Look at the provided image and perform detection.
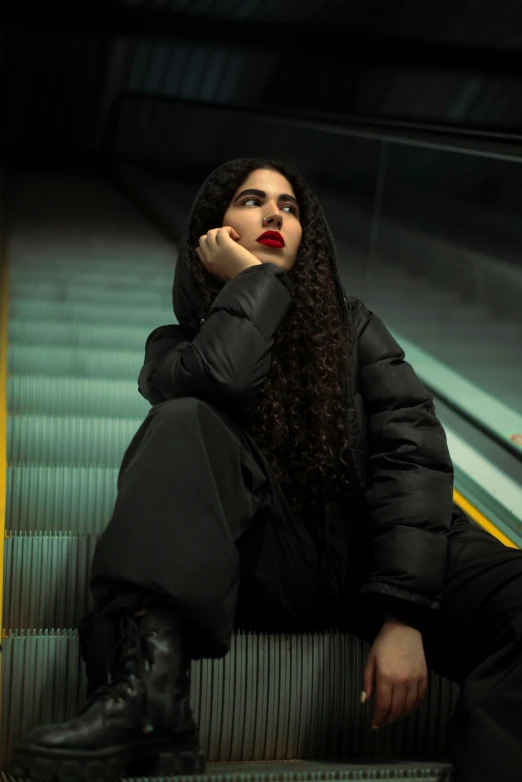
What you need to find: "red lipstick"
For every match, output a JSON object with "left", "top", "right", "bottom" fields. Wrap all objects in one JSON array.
[{"left": 256, "top": 230, "right": 285, "bottom": 248}]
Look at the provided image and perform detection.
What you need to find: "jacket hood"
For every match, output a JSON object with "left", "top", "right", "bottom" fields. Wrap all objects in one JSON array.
[
  {"left": 172, "top": 159, "right": 350, "bottom": 332},
  {"left": 171, "top": 174, "right": 215, "bottom": 332}
]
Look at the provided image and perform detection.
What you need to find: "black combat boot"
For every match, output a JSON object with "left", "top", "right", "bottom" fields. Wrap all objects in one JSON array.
[{"left": 8, "top": 607, "right": 206, "bottom": 781}]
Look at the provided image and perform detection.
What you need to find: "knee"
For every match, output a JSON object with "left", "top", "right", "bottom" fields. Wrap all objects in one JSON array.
[
  {"left": 148, "top": 397, "right": 239, "bottom": 438},
  {"left": 152, "top": 396, "right": 209, "bottom": 418},
  {"left": 151, "top": 397, "right": 226, "bottom": 425}
]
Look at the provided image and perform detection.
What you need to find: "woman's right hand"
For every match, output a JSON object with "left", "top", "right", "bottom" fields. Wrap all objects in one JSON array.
[{"left": 195, "top": 226, "right": 262, "bottom": 282}]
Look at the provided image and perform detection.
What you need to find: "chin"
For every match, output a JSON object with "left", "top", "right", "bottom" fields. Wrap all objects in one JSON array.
[{"left": 256, "top": 251, "right": 284, "bottom": 265}]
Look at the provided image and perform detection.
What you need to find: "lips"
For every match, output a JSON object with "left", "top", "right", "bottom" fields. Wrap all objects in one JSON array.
[{"left": 256, "top": 230, "right": 285, "bottom": 248}]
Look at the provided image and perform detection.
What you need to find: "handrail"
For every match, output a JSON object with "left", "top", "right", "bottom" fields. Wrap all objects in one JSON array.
[
  {"left": 446, "top": 426, "right": 522, "bottom": 547},
  {"left": 392, "top": 330, "right": 522, "bottom": 463},
  {"left": 377, "top": 208, "right": 522, "bottom": 314},
  {"left": 109, "top": 91, "right": 522, "bottom": 164}
]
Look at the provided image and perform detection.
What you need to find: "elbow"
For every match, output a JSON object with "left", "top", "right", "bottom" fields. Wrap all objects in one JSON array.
[{"left": 138, "top": 365, "right": 166, "bottom": 406}]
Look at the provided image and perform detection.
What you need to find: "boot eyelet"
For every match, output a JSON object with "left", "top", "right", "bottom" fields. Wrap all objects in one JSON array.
[
  {"left": 151, "top": 630, "right": 158, "bottom": 638},
  {"left": 127, "top": 687, "right": 137, "bottom": 696},
  {"left": 116, "top": 697, "right": 124, "bottom": 704}
]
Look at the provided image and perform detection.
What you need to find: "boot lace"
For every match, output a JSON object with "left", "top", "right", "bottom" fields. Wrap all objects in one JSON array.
[{"left": 81, "top": 610, "right": 154, "bottom": 733}]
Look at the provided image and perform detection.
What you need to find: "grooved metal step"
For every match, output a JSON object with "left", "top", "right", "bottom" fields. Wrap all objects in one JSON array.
[
  {"left": 2, "top": 631, "right": 458, "bottom": 769},
  {"left": 9, "top": 268, "right": 172, "bottom": 289},
  {"left": 9, "top": 320, "right": 161, "bottom": 350},
  {"left": 8, "top": 415, "right": 143, "bottom": 465},
  {"left": 9, "top": 345, "right": 144, "bottom": 379},
  {"left": 9, "top": 298, "right": 173, "bottom": 326},
  {"left": 7, "top": 464, "right": 119, "bottom": 533},
  {"left": 9, "top": 376, "right": 149, "bottom": 417},
  {"left": 4, "top": 533, "right": 97, "bottom": 630},
  {"left": 2, "top": 760, "right": 453, "bottom": 781},
  {"left": 10, "top": 281, "right": 170, "bottom": 307}
]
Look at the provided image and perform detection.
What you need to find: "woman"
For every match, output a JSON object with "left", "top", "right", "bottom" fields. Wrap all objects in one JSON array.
[{"left": 10, "top": 158, "right": 522, "bottom": 782}]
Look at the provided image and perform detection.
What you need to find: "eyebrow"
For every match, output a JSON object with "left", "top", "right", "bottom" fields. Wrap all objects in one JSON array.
[{"left": 234, "top": 188, "right": 299, "bottom": 207}]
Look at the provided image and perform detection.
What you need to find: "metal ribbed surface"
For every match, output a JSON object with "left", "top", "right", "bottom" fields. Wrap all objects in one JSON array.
[
  {"left": 8, "top": 416, "right": 143, "bottom": 464},
  {"left": 4, "top": 533, "right": 97, "bottom": 631},
  {"left": 8, "top": 376, "right": 148, "bottom": 418},
  {"left": 9, "top": 299, "right": 172, "bottom": 327},
  {"left": 2, "top": 766, "right": 452, "bottom": 782},
  {"left": 8, "top": 344, "right": 144, "bottom": 379},
  {"left": 9, "top": 321, "right": 153, "bottom": 351},
  {"left": 2, "top": 631, "right": 458, "bottom": 767},
  {"left": 7, "top": 465, "right": 119, "bottom": 533},
  {"left": 9, "top": 283, "right": 169, "bottom": 307}
]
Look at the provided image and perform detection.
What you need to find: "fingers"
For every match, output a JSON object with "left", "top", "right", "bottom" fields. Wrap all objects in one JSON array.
[
  {"left": 210, "top": 226, "right": 240, "bottom": 246},
  {"left": 223, "top": 225, "right": 240, "bottom": 240},
  {"left": 373, "top": 679, "right": 428, "bottom": 729},
  {"left": 418, "top": 676, "right": 428, "bottom": 703},
  {"left": 195, "top": 226, "right": 240, "bottom": 264},
  {"left": 200, "top": 226, "right": 239, "bottom": 249},
  {"left": 372, "top": 679, "right": 393, "bottom": 729},
  {"left": 380, "top": 684, "right": 409, "bottom": 728},
  {"left": 195, "top": 232, "right": 217, "bottom": 269},
  {"left": 203, "top": 230, "right": 217, "bottom": 251},
  {"left": 197, "top": 230, "right": 220, "bottom": 262},
  {"left": 404, "top": 682, "right": 420, "bottom": 722},
  {"left": 196, "top": 231, "right": 218, "bottom": 261},
  {"left": 362, "top": 655, "right": 375, "bottom": 703},
  {"left": 195, "top": 240, "right": 207, "bottom": 265}
]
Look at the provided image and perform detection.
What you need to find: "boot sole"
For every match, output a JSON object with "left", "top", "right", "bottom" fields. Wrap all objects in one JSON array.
[{"left": 9, "top": 737, "right": 206, "bottom": 781}]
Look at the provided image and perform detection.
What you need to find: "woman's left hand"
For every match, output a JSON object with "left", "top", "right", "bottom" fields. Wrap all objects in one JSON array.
[{"left": 362, "top": 617, "right": 428, "bottom": 729}]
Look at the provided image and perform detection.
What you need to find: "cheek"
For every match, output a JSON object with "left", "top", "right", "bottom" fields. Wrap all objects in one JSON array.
[
  {"left": 223, "top": 210, "right": 246, "bottom": 232},
  {"left": 293, "top": 227, "right": 303, "bottom": 251}
]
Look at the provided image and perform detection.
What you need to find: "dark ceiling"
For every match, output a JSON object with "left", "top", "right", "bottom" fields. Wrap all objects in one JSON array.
[
  {"left": 5, "top": 0, "right": 522, "bottom": 51},
  {"left": 1, "top": 0, "right": 522, "bottom": 162}
]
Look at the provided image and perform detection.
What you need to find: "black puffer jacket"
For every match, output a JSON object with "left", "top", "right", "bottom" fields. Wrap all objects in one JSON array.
[{"left": 138, "top": 192, "right": 458, "bottom": 635}]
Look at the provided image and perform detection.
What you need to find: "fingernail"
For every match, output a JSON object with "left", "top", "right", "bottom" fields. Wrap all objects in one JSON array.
[{"left": 360, "top": 691, "right": 367, "bottom": 704}]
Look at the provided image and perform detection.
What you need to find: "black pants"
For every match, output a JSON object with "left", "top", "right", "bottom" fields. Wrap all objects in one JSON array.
[{"left": 81, "top": 397, "right": 522, "bottom": 782}]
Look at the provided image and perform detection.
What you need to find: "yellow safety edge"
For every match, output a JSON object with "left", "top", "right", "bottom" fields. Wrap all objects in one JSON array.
[{"left": 454, "top": 488, "right": 519, "bottom": 549}]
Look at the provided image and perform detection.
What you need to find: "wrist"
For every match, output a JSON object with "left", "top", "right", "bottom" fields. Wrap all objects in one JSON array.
[
  {"left": 372, "top": 595, "right": 430, "bottom": 635},
  {"left": 239, "top": 259, "right": 262, "bottom": 272},
  {"left": 233, "top": 259, "right": 262, "bottom": 280},
  {"left": 383, "top": 614, "right": 421, "bottom": 634},
  {"left": 384, "top": 614, "right": 405, "bottom": 626}
]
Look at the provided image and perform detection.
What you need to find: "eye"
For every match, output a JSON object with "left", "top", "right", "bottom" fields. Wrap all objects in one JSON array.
[{"left": 241, "top": 197, "right": 298, "bottom": 216}]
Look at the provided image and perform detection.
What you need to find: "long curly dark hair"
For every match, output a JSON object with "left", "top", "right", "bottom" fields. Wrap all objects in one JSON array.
[{"left": 187, "top": 157, "right": 354, "bottom": 520}]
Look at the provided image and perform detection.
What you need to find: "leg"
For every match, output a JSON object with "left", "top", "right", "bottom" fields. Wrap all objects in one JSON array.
[
  {"left": 233, "top": 475, "right": 343, "bottom": 635},
  {"left": 13, "top": 396, "right": 330, "bottom": 782},
  {"left": 421, "top": 514, "right": 522, "bottom": 782},
  {"left": 83, "top": 396, "right": 326, "bottom": 668}
]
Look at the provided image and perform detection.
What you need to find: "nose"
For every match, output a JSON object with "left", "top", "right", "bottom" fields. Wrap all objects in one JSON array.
[{"left": 263, "top": 211, "right": 283, "bottom": 229}]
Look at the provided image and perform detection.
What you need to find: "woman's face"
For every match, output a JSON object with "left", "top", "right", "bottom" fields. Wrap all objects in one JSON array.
[{"left": 222, "top": 168, "right": 302, "bottom": 273}]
